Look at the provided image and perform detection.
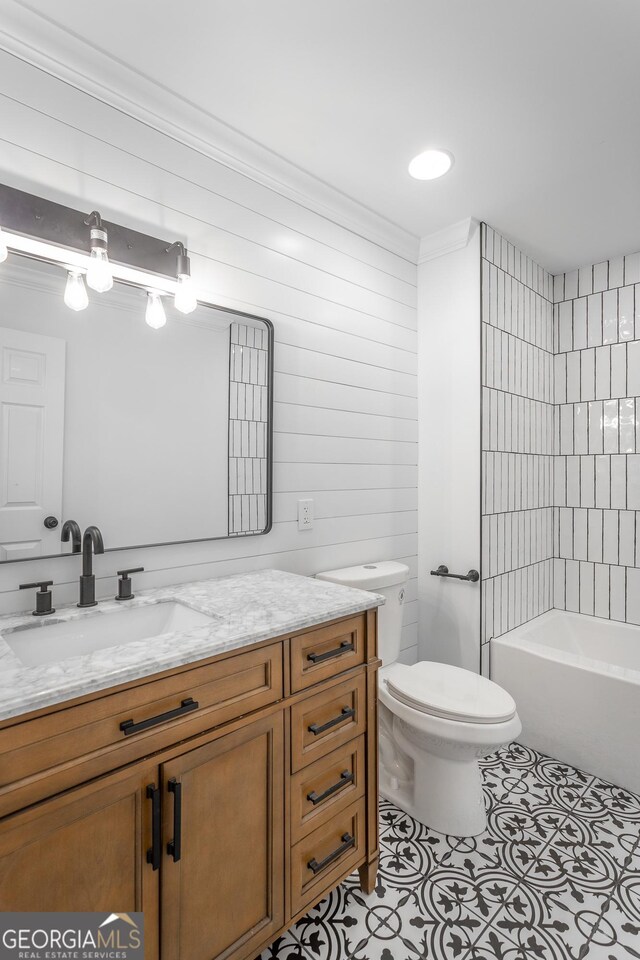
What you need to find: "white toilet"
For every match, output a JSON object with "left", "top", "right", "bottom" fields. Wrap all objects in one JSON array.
[{"left": 316, "top": 561, "right": 522, "bottom": 837}]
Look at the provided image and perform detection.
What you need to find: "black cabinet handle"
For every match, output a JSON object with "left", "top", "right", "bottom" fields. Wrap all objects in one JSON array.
[
  {"left": 307, "top": 641, "right": 354, "bottom": 664},
  {"left": 167, "top": 778, "right": 182, "bottom": 863},
  {"left": 308, "top": 706, "right": 355, "bottom": 737},
  {"left": 307, "top": 770, "right": 354, "bottom": 806},
  {"left": 119, "top": 698, "right": 199, "bottom": 736},
  {"left": 308, "top": 833, "right": 355, "bottom": 875},
  {"left": 146, "top": 784, "right": 161, "bottom": 871}
]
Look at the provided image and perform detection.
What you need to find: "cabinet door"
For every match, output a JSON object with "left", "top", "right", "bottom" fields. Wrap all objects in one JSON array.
[
  {"left": 0, "top": 761, "right": 159, "bottom": 958},
  {"left": 161, "top": 712, "right": 284, "bottom": 960}
]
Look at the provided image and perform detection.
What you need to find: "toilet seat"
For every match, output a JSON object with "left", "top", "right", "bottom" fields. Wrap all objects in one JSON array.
[{"left": 384, "top": 661, "right": 516, "bottom": 724}]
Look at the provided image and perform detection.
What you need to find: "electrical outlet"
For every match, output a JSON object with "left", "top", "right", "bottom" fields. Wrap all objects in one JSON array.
[{"left": 297, "top": 499, "right": 314, "bottom": 531}]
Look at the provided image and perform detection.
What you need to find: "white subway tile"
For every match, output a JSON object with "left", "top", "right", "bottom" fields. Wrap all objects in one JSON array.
[
  {"left": 610, "top": 565, "right": 626, "bottom": 621},
  {"left": 595, "top": 346, "right": 611, "bottom": 400},
  {"left": 609, "top": 257, "right": 625, "bottom": 289},
  {"left": 574, "top": 508, "right": 588, "bottom": 559},
  {"left": 588, "top": 400, "right": 604, "bottom": 454},
  {"left": 603, "top": 399, "right": 619, "bottom": 454},
  {"left": 558, "top": 301, "right": 573, "bottom": 352},
  {"left": 627, "top": 342, "right": 640, "bottom": 397},
  {"left": 610, "top": 343, "right": 627, "bottom": 398},
  {"left": 587, "top": 293, "right": 602, "bottom": 347},
  {"left": 554, "top": 558, "right": 566, "bottom": 608},
  {"left": 628, "top": 455, "right": 640, "bottom": 509},
  {"left": 580, "top": 455, "right": 595, "bottom": 508},
  {"left": 573, "top": 298, "right": 588, "bottom": 350},
  {"left": 580, "top": 348, "right": 595, "bottom": 400},
  {"left": 565, "top": 559, "right": 580, "bottom": 611},
  {"left": 627, "top": 569, "right": 640, "bottom": 625},
  {"left": 593, "top": 261, "right": 608, "bottom": 293},
  {"left": 565, "top": 270, "right": 579, "bottom": 300},
  {"left": 574, "top": 403, "right": 588, "bottom": 454},
  {"left": 579, "top": 560, "right": 594, "bottom": 615},
  {"left": 567, "top": 351, "right": 581, "bottom": 402},
  {"left": 624, "top": 251, "right": 640, "bottom": 285},
  {"left": 619, "top": 397, "right": 636, "bottom": 453},
  {"left": 611, "top": 455, "right": 627, "bottom": 509},
  {"left": 594, "top": 564, "right": 610, "bottom": 619},
  {"left": 595, "top": 455, "right": 611, "bottom": 508},
  {"left": 602, "top": 510, "right": 619, "bottom": 564},
  {"left": 618, "top": 285, "right": 635, "bottom": 340},
  {"left": 619, "top": 511, "right": 636, "bottom": 566},
  {"left": 602, "top": 289, "right": 618, "bottom": 344},
  {"left": 587, "top": 508, "right": 603, "bottom": 563},
  {"left": 579, "top": 265, "right": 593, "bottom": 298}
]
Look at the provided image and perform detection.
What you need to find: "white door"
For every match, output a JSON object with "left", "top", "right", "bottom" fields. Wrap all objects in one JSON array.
[{"left": 0, "top": 327, "right": 66, "bottom": 560}]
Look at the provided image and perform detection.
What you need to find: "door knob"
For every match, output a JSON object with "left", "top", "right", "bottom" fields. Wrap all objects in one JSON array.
[{"left": 43, "top": 516, "right": 59, "bottom": 529}]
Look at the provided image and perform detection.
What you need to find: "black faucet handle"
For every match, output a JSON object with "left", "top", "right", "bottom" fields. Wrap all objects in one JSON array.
[
  {"left": 19, "top": 581, "right": 55, "bottom": 617},
  {"left": 116, "top": 567, "right": 144, "bottom": 602}
]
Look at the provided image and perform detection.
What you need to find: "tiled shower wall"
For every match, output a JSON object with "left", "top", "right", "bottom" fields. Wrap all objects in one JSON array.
[
  {"left": 480, "top": 225, "right": 555, "bottom": 653},
  {"left": 482, "top": 226, "right": 640, "bottom": 651},
  {"left": 228, "top": 321, "right": 270, "bottom": 536},
  {"left": 553, "top": 253, "right": 640, "bottom": 623}
]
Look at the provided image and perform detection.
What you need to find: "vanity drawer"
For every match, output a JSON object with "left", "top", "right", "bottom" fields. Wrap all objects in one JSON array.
[
  {"left": 290, "top": 673, "right": 366, "bottom": 772},
  {"left": 0, "top": 643, "right": 283, "bottom": 812},
  {"left": 290, "top": 735, "right": 365, "bottom": 843},
  {"left": 290, "top": 615, "right": 366, "bottom": 692},
  {"left": 290, "top": 798, "right": 365, "bottom": 915}
]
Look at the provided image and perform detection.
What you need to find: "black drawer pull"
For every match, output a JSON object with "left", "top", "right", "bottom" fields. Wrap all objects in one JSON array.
[
  {"left": 308, "top": 706, "right": 355, "bottom": 737},
  {"left": 120, "top": 697, "right": 199, "bottom": 736},
  {"left": 146, "top": 784, "right": 161, "bottom": 871},
  {"left": 308, "top": 770, "right": 354, "bottom": 806},
  {"left": 167, "top": 778, "right": 182, "bottom": 863},
  {"left": 307, "top": 641, "right": 354, "bottom": 664},
  {"left": 308, "top": 833, "right": 355, "bottom": 875}
]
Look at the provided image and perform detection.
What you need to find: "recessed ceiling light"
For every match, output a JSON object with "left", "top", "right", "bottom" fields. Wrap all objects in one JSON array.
[{"left": 408, "top": 149, "right": 454, "bottom": 180}]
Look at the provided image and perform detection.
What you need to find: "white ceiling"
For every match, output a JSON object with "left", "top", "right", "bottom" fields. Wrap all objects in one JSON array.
[{"left": 7, "top": 0, "right": 640, "bottom": 272}]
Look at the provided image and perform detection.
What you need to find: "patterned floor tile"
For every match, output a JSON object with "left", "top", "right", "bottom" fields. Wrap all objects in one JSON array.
[
  {"left": 292, "top": 882, "right": 380, "bottom": 960},
  {"left": 260, "top": 743, "right": 640, "bottom": 960},
  {"left": 258, "top": 929, "right": 312, "bottom": 960}
]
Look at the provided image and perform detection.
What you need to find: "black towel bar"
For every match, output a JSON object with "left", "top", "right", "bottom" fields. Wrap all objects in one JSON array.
[{"left": 430, "top": 565, "right": 479, "bottom": 583}]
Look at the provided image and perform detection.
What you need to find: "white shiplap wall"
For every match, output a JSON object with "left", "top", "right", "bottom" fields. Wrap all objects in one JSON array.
[{"left": 0, "top": 52, "right": 419, "bottom": 662}]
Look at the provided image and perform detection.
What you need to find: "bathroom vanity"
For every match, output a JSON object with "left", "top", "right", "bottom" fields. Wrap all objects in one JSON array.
[{"left": 0, "top": 570, "right": 381, "bottom": 960}]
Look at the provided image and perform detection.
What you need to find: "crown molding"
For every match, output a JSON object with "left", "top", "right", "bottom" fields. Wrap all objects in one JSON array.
[
  {"left": 0, "top": 1, "right": 419, "bottom": 264},
  {"left": 418, "top": 217, "right": 479, "bottom": 264}
]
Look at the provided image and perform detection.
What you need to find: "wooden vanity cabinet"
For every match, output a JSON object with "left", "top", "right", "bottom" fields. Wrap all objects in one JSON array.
[{"left": 0, "top": 609, "right": 380, "bottom": 960}]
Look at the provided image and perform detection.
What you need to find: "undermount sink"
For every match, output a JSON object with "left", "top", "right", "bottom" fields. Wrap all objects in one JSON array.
[{"left": 3, "top": 601, "right": 217, "bottom": 667}]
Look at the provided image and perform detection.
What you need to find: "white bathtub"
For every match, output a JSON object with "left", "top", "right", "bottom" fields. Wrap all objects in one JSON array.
[{"left": 491, "top": 609, "right": 640, "bottom": 793}]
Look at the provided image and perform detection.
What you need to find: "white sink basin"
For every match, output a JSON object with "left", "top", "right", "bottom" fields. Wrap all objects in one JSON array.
[{"left": 4, "top": 602, "right": 216, "bottom": 667}]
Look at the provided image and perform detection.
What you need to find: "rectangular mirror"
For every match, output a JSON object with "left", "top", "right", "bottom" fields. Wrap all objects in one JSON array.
[{"left": 0, "top": 254, "right": 273, "bottom": 561}]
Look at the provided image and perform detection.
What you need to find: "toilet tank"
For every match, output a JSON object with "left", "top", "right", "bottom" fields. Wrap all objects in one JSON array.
[{"left": 316, "top": 562, "right": 409, "bottom": 665}]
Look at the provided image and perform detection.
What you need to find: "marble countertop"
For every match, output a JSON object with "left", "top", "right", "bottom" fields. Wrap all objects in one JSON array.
[{"left": 0, "top": 569, "right": 384, "bottom": 722}]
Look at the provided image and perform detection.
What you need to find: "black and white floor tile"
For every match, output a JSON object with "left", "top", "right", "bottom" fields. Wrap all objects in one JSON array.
[{"left": 260, "top": 743, "right": 640, "bottom": 960}]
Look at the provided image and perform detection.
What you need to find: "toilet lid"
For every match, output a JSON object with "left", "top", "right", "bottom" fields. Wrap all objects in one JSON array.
[{"left": 385, "top": 662, "right": 516, "bottom": 724}]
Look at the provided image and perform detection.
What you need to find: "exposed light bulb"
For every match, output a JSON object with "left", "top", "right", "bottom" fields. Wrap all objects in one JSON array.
[
  {"left": 64, "top": 271, "right": 89, "bottom": 311},
  {"left": 145, "top": 291, "right": 167, "bottom": 329},
  {"left": 174, "top": 274, "right": 197, "bottom": 314},
  {"left": 86, "top": 247, "right": 113, "bottom": 292},
  {"left": 0, "top": 226, "right": 8, "bottom": 263}
]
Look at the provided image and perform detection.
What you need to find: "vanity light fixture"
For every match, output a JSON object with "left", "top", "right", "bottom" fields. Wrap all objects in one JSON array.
[
  {"left": 84, "top": 211, "right": 113, "bottom": 293},
  {"left": 0, "top": 226, "right": 7, "bottom": 263},
  {"left": 145, "top": 291, "right": 167, "bottom": 329},
  {"left": 63, "top": 270, "right": 89, "bottom": 312},
  {"left": 168, "top": 241, "right": 197, "bottom": 315},
  {"left": 408, "top": 148, "right": 454, "bottom": 180}
]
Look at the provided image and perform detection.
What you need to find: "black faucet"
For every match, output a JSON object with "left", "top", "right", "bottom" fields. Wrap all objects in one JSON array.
[
  {"left": 78, "top": 525, "right": 105, "bottom": 608},
  {"left": 60, "top": 519, "right": 82, "bottom": 554}
]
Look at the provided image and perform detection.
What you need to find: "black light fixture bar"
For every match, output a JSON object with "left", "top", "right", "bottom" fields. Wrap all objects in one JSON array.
[{"left": 0, "top": 182, "right": 181, "bottom": 279}]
